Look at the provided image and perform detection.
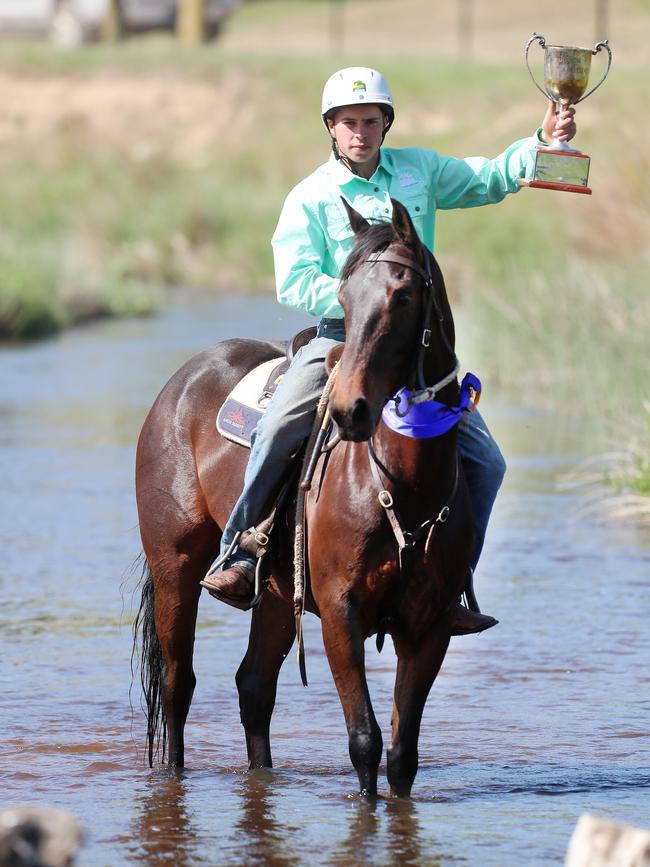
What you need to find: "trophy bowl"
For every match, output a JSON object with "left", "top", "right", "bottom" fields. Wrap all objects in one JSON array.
[
  {"left": 528, "top": 37, "right": 612, "bottom": 107},
  {"left": 543, "top": 44, "right": 594, "bottom": 105}
]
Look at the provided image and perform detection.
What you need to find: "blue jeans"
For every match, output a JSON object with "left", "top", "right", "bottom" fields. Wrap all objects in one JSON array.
[
  {"left": 458, "top": 405, "right": 506, "bottom": 570},
  {"left": 219, "top": 317, "right": 346, "bottom": 560},
  {"left": 220, "top": 318, "right": 505, "bottom": 573}
]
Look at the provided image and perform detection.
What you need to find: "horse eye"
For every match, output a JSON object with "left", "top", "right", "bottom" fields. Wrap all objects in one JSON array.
[{"left": 393, "top": 289, "right": 412, "bottom": 306}]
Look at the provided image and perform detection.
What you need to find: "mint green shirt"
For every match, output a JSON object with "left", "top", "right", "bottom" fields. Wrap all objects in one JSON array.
[{"left": 271, "top": 135, "right": 540, "bottom": 319}]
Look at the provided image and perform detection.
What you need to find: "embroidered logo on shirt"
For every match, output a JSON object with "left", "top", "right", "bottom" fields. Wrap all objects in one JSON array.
[{"left": 398, "top": 171, "right": 419, "bottom": 188}]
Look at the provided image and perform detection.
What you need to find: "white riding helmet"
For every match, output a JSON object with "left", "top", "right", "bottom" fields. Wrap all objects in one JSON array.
[{"left": 321, "top": 67, "right": 395, "bottom": 135}]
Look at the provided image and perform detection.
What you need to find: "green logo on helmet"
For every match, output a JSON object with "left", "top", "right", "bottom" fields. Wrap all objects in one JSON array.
[{"left": 352, "top": 80, "right": 367, "bottom": 92}]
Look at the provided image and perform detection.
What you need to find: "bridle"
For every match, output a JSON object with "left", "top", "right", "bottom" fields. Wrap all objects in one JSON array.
[
  {"left": 366, "top": 246, "right": 459, "bottom": 417},
  {"left": 363, "top": 245, "right": 462, "bottom": 600}
]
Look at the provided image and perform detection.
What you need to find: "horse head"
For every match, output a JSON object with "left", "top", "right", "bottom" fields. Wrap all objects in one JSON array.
[{"left": 329, "top": 198, "right": 457, "bottom": 442}]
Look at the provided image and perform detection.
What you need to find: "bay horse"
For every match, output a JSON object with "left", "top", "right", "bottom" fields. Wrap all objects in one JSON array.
[{"left": 133, "top": 198, "right": 474, "bottom": 798}]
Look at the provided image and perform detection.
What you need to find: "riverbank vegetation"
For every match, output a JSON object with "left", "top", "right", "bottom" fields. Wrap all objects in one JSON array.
[{"left": 0, "top": 0, "right": 648, "bottom": 505}]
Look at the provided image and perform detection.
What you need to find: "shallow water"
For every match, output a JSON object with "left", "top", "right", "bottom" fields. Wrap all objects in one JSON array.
[{"left": 1, "top": 296, "right": 649, "bottom": 866}]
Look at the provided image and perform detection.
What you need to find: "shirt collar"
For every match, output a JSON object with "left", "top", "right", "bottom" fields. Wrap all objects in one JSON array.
[
  {"left": 328, "top": 149, "right": 395, "bottom": 187},
  {"left": 378, "top": 148, "right": 396, "bottom": 177}
]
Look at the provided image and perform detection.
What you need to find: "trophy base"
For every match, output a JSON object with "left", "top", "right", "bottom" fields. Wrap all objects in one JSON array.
[
  {"left": 522, "top": 147, "right": 592, "bottom": 195},
  {"left": 524, "top": 179, "right": 592, "bottom": 195}
]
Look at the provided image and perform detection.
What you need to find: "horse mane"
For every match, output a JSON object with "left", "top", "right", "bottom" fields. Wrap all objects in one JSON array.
[{"left": 340, "top": 221, "right": 398, "bottom": 282}]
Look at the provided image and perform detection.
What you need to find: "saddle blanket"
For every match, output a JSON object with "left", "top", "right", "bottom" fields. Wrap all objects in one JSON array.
[{"left": 217, "top": 357, "right": 285, "bottom": 448}]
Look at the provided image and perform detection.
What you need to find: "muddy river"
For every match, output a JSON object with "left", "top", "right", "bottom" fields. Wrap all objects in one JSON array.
[{"left": 2, "top": 296, "right": 649, "bottom": 865}]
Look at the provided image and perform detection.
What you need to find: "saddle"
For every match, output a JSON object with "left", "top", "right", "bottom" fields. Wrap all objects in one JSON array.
[{"left": 216, "top": 327, "right": 317, "bottom": 447}]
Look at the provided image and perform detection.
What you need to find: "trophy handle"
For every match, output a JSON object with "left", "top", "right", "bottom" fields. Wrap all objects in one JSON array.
[
  {"left": 525, "top": 32, "right": 550, "bottom": 100},
  {"left": 576, "top": 39, "right": 612, "bottom": 103}
]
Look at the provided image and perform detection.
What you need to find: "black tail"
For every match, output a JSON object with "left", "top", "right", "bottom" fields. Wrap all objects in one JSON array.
[{"left": 132, "top": 557, "right": 166, "bottom": 766}]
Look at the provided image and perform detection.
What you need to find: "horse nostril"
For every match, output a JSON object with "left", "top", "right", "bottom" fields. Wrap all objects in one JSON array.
[
  {"left": 330, "top": 404, "right": 344, "bottom": 428},
  {"left": 330, "top": 397, "right": 373, "bottom": 440},
  {"left": 351, "top": 398, "right": 371, "bottom": 431}
]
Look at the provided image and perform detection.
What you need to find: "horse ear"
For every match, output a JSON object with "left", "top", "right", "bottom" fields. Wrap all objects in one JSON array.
[
  {"left": 391, "top": 198, "right": 418, "bottom": 247},
  {"left": 341, "top": 197, "right": 370, "bottom": 236}
]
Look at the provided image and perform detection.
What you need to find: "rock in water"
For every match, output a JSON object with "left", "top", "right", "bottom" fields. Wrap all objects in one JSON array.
[
  {"left": 0, "top": 806, "right": 83, "bottom": 867},
  {"left": 566, "top": 813, "right": 650, "bottom": 867}
]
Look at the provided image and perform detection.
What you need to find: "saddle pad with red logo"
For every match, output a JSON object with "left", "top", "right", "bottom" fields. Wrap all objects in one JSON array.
[{"left": 217, "top": 357, "right": 286, "bottom": 448}]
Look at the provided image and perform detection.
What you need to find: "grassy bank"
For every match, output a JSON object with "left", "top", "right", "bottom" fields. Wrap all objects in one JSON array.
[{"left": 0, "top": 1, "right": 648, "bottom": 503}]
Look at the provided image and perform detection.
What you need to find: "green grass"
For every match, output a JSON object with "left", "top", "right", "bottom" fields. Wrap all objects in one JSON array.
[{"left": 0, "top": 243, "right": 62, "bottom": 339}]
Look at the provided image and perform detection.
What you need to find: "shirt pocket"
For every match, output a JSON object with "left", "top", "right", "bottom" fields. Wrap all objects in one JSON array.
[
  {"left": 395, "top": 192, "right": 429, "bottom": 224},
  {"left": 323, "top": 202, "right": 356, "bottom": 243}
]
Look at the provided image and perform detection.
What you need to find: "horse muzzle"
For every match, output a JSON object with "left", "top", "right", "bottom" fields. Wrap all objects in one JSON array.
[{"left": 330, "top": 395, "right": 378, "bottom": 442}]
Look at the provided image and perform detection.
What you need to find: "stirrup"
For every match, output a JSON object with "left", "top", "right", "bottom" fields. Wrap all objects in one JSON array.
[
  {"left": 205, "top": 531, "right": 242, "bottom": 578},
  {"left": 205, "top": 531, "right": 265, "bottom": 610}
]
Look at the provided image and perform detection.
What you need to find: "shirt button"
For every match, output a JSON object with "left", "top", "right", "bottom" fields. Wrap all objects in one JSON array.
[
  {"left": 415, "top": 206, "right": 421, "bottom": 212},
  {"left": 384, "top": 208, "right": 389, "bottom": 213},
  {"left": 374, "top": 187, "right": 380, "bottom": 192}
]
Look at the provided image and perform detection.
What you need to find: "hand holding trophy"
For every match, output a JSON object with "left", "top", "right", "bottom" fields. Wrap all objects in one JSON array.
[{"left": 522, "top": 33, "right": 612, "bottom": 194}]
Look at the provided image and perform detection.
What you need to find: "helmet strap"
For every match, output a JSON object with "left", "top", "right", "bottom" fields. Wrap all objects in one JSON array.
[{"left": 331, "top": 136, "right": 381, "bottom": 178}]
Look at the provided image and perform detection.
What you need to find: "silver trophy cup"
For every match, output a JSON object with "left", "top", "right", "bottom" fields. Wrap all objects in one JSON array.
[{"left": 523, "top": 32, "right": 612, "bottom": 194}]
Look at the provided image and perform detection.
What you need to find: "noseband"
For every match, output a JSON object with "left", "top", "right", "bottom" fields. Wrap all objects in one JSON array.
[{"left": 366, "top": 248, "right": 460, "bottom": 416}]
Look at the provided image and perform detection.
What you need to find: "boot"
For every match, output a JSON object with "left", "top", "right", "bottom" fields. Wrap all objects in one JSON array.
[
  {"left": 200, "top": 560, "right": 255, "bottom": 611},
  {"left": 447, "top": 569, "right": 498, "bottom": 636},
  {"left": 447, "top": 601, "right": 498, "bottom": 636}
]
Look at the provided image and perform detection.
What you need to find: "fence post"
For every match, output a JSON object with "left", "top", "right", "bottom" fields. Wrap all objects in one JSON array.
[
  {"left": 177, "top": 0, "right": 206, "bottom": 44},
  {"left": 329, "top": 0, "right": 345, "bottom": 54},
  {"left": 99, "top": 0, "right": 123, "bottom": 41},
  {"left": 458, "top": 0, "right": 474, "bottom": 59},
  {"left": 595, "top": 0, "right": 609, "bottom": 38}
]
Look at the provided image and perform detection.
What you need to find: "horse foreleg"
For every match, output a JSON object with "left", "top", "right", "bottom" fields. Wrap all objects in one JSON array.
[
  {"left": 236, "top": 590, "right": 296, "bottom": 769},
  {"left": 321, "top": 605, "right": 382, "bottom": 797},
  {"left": 387, "top": 628, "right": 450, "bottom": 797}
]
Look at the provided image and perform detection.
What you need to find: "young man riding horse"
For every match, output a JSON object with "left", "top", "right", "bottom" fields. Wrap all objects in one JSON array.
[{"left": 201, "top": 66, "right": 576, "bottom": 632}]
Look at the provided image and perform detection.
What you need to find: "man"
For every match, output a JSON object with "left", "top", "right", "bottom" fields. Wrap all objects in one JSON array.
[{"left": 201, "top": 67, "right": 575, "bottom": 632}]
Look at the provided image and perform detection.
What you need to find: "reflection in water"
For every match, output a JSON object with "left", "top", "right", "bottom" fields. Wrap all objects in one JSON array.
[
  {"left": 329, "top": 797, "right": 445, "bottom": 866},
  {"left": 331, "top": 799, "right": 380, "bottom": 865},
  {"left": 384, "top": 800, "right": 431, "bottom": 867},
  {"left": 232, "top": 770, "right": 299, "bottom": 866},
  {"left": 129, "top": 771, "right": 198, "bottom": 866}
]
